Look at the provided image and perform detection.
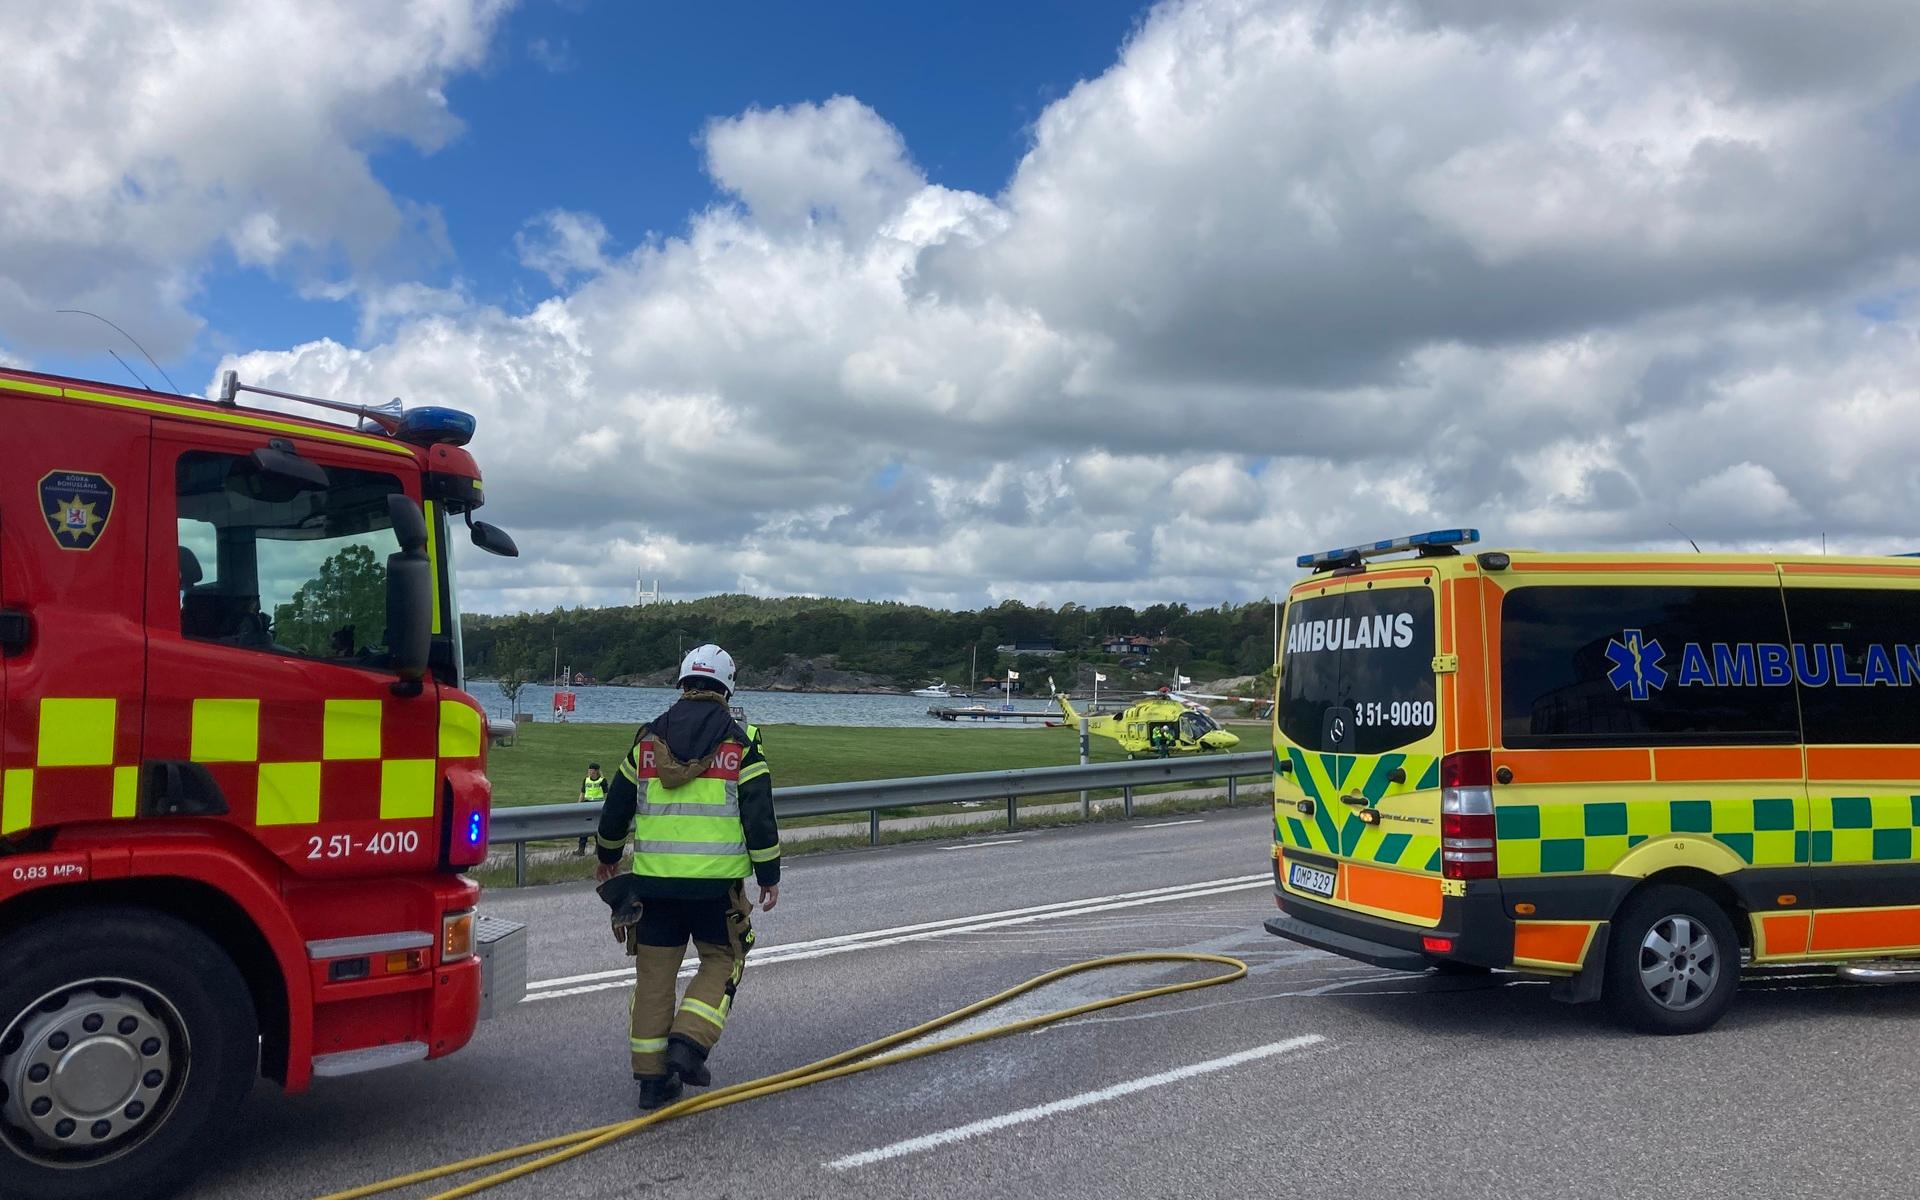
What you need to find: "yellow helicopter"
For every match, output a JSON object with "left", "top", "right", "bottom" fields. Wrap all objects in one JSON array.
[{"left": 1052, "top": 686, "right": 1241, "bottom": 756}]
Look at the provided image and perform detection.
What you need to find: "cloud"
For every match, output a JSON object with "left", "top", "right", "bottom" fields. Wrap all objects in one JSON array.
[
  {"left": 204, "top": 0, "right": 1920, "bottom": 611},
  {"left": 515, "top": 210, "right": 611, "bottom": 286},
  {"left": 704, "top": 97, "right": 927, "bottom": 241},
  {"left": 0, "top": 0, "right": 514, "bottom": 360},
  {"left": 527, "top": 36, "right": 573, "bottom": 73}
]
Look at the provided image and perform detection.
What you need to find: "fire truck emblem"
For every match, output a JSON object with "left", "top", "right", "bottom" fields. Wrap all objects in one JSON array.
[{"left": 39, "top": 470, "right": 115, "bottom": 551}]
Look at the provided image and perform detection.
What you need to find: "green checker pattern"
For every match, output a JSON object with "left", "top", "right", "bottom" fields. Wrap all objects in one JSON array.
[
  {"left": 1808, "top": 795, "right": 1920, "bottom": 866},
  {"left": 1273, "top": 747, "right": 1443, "bottom": 873},
  {"left": 1496, "top": 797, "right": 1806, "bottom": 875}
]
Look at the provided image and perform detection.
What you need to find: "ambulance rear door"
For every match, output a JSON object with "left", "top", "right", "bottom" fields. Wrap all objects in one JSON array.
[{"left": 1274, "top": 567, "right": 1449, "bottom": 928}]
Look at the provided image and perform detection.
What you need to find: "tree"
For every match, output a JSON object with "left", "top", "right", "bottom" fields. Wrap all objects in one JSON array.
[
  {"left": 497, "top": 665, "right": 532, "bottom": 718},
  {"left": 274, "top": 544, "right": 386, "bottom": 657}
]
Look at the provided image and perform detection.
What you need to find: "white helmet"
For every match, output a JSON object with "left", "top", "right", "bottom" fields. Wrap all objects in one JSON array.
[{"left": 678, "top": 644, "right": 737, "bottom": 695}]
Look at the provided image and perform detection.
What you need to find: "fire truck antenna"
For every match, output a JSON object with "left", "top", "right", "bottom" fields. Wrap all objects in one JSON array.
[
  {"left": 106, "top": 349, "right": 153, "bottom": 391},
  {"left": 56, "top": 308, "right": 182, "bottom": 393}
]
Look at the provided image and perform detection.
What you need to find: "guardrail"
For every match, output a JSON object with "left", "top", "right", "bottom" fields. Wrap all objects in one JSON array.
[{"left": 487, "top": 750, "right": 1273, "bottom": 884}]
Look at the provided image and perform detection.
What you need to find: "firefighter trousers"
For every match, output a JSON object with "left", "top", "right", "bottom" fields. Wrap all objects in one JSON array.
[{"left": 628, "top": 882, "right": 755, "bottom": 1078}]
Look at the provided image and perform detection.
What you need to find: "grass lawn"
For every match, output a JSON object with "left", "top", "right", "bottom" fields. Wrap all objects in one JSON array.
[{"left": 485, "top": 720, "right": 1275, "bottom": 807}]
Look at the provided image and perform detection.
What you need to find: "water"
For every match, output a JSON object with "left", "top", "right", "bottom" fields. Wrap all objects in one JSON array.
[{"left": 462, "top": 681, "right": 1053, "bottom": 729}]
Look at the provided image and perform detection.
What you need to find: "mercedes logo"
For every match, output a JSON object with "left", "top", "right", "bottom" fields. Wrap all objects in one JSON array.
[{"left": 1331, "top": 717, "right": 1346, "bottom": 742}]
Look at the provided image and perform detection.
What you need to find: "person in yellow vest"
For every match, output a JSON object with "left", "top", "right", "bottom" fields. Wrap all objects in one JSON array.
[
  {"left": 576, "top": 763, "right": 609, "bottom": 854},
  {"left": 593, "top": 644, "right": 780, "bottom": 1111}
]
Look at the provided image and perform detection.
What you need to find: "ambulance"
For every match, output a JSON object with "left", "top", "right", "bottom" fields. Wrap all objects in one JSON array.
[
  {"left": 1267, "top": 529, "right": 1920, "bottom": 1033},
  {"left": 0, "top": 367, "right": 525, "bottom": 1198}
]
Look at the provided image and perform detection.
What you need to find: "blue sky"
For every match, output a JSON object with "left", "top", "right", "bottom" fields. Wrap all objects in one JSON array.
[{"left": 173, "top": 1, "right": 1148, "bottom": 390}]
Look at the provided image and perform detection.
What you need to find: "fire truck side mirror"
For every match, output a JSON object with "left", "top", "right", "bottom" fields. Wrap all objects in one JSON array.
[
  {"left": 386, "top": 495, "right": 432, "bottom": 694},
  {"left": 468, "top": 520, "right": 519, "bottom": 558}
]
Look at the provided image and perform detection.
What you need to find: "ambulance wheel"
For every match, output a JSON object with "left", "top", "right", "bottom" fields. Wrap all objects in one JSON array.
[
  {"left": 1603, "top": 885, "right": 1739, "bottom": 1035},
  {"left": 0, "top": 907, "right": 258, "bottom": 1200}
]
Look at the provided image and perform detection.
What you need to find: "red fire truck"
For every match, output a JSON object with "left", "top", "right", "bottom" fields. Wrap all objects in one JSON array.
[{"left": 0, "top": 367, "right": 527, "bottom": 1199}]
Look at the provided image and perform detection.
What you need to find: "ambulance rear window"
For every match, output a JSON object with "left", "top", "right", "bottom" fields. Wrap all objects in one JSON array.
[{"left": 1278, "top": 586, "right": 1436, "bottom": 754}]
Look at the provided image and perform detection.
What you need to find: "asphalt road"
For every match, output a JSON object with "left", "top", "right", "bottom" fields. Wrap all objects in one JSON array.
[{"left": 191, "top": 808, "right": 1920, "bottom": 1200}]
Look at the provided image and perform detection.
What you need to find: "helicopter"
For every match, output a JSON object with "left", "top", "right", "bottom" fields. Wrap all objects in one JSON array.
[{"left": 1051, "top": 685, "right": 1241, "bottom": 756}]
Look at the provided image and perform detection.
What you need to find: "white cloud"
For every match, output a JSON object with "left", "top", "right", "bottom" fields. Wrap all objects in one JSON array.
[
  {"left": 704, "top": 97, "right": 926, "bottom": 242},
  {"left": 128, "top": 0, "right": 1920, "bottom": 608},
  {"left": 514, "top": 210, "right": 611, "bottom": 286},
  {"left": 0, "top": 0, "right": 513, "bottom": 359}
]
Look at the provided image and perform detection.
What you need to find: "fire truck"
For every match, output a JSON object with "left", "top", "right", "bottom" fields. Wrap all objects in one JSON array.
[{"left": 0, "top": 367, "right": 527, "bottom": 1199}]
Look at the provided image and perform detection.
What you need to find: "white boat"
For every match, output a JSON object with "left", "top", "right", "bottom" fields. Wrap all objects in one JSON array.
[{"left": 912, "top": 680, "right": 972, "bottom": 698}]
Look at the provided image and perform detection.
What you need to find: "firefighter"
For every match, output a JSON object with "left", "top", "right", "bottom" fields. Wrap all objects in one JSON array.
[
  {"left": 576, "top": 763, "right": 608, "bottom": 854},
  {"left": 593, "top": 645, "right": 780, "bottom": 1111}
]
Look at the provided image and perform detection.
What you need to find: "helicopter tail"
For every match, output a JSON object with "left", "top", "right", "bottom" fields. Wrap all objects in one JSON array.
[{"left": 1054, "top": 691, "right": 1085, "bottom": 726}]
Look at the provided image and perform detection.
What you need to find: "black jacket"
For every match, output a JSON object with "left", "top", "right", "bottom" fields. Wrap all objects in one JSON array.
[{"left": 594, "top": 692, "right": 779, "bottom": 899}]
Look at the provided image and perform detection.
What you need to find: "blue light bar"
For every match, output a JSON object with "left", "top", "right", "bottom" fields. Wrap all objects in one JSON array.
[
  {"left": 1297, "top": 528, "right": 1480, "bottom": 570},
  {"left": 396, "top": 406, "right": 477, "bottom": 448}
]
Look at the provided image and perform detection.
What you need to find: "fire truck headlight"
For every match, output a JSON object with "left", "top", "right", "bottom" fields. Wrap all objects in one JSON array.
[{"left": 443, "top": 910, "right": 476, "bottom": 963}]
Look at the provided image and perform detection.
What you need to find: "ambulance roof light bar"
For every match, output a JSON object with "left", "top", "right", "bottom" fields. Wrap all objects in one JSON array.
[
  {"left": 217, "top": 370, "right": 404, "bottom": 434},
  {"left": 1297, "top": 528, "right": 1480, "bottom": 572}
]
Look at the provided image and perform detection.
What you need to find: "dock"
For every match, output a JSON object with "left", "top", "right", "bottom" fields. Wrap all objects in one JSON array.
[{"left": 927, "top": 705, "right": 1062, "bottom": 724}]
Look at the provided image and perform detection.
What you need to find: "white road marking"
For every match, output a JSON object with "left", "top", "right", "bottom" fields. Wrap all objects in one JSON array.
[
  {"left": 939, "top": 839, "right": 1023, "bottom": 851},
  {"left": 825, "top": 1034, "right": 1326, "bottom": 1170},
  {"left": 1136, "top": 819, "right": 1203, "bottom": 829},
  {"left": 521, "top": 874, "right": 1269, "bottom": 1002}
]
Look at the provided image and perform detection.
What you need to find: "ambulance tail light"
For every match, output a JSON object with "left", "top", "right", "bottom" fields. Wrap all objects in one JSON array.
[{"left": 1440, "top": 751, "right": 1497, "bottom": 880}]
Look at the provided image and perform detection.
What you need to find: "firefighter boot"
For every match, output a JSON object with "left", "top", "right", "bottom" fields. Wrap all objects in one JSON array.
[
  {"left": 636, "top": 1073, "right": 683, "bottom": 1111},
  {"left": 666, "top": 1035, "right": 712, "bottom": 1087}
]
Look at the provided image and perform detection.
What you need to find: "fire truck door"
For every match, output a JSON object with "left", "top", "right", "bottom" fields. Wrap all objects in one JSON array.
[
  {"left": 145, "top": 421, "right": 442, "bottom": 876},
  {"left": 1, "top": 397, "right": 150, "bottom": 836}
]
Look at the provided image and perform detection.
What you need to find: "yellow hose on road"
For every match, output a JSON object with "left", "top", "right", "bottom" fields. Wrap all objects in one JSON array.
[{"left": 317, "top": 951, "right": 1247, "bottom": 1200}]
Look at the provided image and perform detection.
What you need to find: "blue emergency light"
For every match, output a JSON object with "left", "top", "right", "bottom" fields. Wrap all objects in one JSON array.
[
  {"left": 397, "top": 407, "right": 478, "bottom": 448},
  {"left": 1297, "top": 528, "right": 1480, "bottom": 570},
  {"left": 467, "top": 812, "right": 485, "bottom": 845}
]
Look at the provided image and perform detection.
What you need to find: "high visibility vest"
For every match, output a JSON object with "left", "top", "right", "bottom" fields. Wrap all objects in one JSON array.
[
  {"left": 630, "top": 725, "right": 764, "bottom": 881},
  {"left": 583, "top": 775, "right": 608, "bottom": 801}
]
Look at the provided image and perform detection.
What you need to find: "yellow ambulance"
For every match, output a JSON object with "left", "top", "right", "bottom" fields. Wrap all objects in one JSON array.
[{"left": 1266, "top": 529, "right": 1920, "bottom": 1033}]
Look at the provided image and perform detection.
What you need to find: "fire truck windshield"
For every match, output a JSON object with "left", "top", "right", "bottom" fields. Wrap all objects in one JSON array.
[{"left": 176, "top": 450, "right": 433, "bottom": 671}]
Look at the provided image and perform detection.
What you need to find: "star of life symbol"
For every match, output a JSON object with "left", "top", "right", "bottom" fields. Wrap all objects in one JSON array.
[{"left": 1604, "top": 628, "right": 1669, "bottom": 701}]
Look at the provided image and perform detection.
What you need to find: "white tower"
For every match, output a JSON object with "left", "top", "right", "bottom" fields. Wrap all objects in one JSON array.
[{"left": 635, "top": 577, "right": 662, "bottom": 607}]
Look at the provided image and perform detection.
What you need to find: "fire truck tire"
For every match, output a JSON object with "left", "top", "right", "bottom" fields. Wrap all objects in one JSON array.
[
  {"left": 1602, "top": 884, "right": 1740, "bottom": 1035},
  {"left": 0, "top": 906, "right": 258, "bottom": 1200}
]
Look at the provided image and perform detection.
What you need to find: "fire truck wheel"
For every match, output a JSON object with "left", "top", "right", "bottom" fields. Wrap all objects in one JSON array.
[
  {"left": 1602, "top": 884, "right": 1741, "bottom": 1035},
  {"left": 0, "top": 906, "right": 258, "bottom": 1200}
]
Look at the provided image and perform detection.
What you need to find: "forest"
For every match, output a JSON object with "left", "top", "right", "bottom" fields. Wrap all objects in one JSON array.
[{"left": 460, "top": 594, "right": 1281, "bottom": 693}]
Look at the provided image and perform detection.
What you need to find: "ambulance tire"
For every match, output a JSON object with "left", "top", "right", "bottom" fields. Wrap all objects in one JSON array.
[
  {"left": 1602, "top": 885, "right": 1740, "bottom": 1035},
  {"left": 0, "top": 907, "right": 258, "bottom": 1200}
]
